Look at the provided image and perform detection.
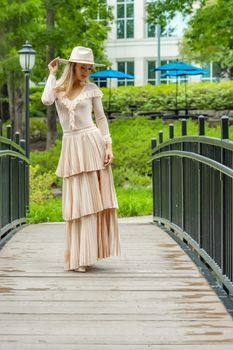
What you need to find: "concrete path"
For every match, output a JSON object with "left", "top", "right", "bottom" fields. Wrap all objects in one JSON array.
[{"left": 0, "top": 216, "right": 233, "bottom": 349}]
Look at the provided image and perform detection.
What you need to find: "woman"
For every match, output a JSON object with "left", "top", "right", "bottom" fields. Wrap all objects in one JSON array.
[{"left": 41, "top": 46, "right": 121, "bottom": 273}]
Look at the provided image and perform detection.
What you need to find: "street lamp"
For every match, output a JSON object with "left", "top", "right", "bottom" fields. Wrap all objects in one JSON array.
[
  {"left": 18, "top": 41, "right": 35, "bottom": 212},
  {"left": 18, "top": 41, "right": 36, "bottom": 158}
]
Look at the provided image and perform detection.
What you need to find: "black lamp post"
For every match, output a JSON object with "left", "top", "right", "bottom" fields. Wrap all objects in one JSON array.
[
  {"left": 18, "top": 41, "right": 36, "bottom": 158},
  {"left": 18, "top": 41, "right": 35, "bottom": 211}
]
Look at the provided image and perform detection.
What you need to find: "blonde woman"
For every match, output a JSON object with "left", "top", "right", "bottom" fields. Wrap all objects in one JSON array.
[{"left": 41, "top": 46, "right": 121, "bottom": 273}]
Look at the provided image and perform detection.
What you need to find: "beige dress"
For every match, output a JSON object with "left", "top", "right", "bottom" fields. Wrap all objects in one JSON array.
[{"left": 41, "top": 74, "right": 121, "bottom": 270}]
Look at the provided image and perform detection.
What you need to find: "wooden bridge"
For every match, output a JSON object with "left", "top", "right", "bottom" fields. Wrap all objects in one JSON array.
[
  {"left": 1, "top": 116, "right": 233, "bottom": 348},
  {"left": 0, "top": 217, "right": 233, "bottom": 349}
]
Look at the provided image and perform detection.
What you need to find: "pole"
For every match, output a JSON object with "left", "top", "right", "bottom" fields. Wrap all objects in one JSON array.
[
  {"left": 25, "top": 72, "right": 30, "bottom": 158},
  {"left": 156, "top": 24, "right": 161, "bottom": 85},
  {"left": 109, "top": 77, "right": 112, "bottom": 111},
  {"left": 24, "top": 72, "right": 30, "bottom": 211}
]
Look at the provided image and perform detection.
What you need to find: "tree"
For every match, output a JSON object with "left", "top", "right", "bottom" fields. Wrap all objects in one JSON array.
[
  {"left": 32, "top": 0, "right": 113, "bottom": 149},
  {"left": 0, "top": 0, "right": 112, "bottom": 148},
  {"left": 146, "top": 0, "right": 233, "bottom": 77},
  {"left": 180, "top": 0, "right": 233, "bottom": 77},
  {"left": 146, "top": 0, "right": 206, "bottom": 27},
  {"left": 0, "top": 0, "right": 41, "bottom": 137}
]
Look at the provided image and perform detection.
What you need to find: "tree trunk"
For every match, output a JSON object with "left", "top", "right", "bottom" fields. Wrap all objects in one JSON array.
[
  {"left": 7, "top": 72, "right": 24, "bottom": 140},
  {"left": 46, "top": 6, "right": 57, "bottom": 150}
]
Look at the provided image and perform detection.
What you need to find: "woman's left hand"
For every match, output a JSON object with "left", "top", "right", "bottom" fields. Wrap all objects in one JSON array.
[{"left": 104, "top": 146, "right": 113, "bottom": 166}]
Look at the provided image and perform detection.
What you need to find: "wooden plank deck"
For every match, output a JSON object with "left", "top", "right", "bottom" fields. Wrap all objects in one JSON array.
[{"left": 0, "top": 216, "right": 233, "bottom": 349}]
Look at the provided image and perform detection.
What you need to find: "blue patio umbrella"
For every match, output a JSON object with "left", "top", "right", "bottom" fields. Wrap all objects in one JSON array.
[
  {"left": 91, "top": 69, "right": 134, "bottom": 110},
  {"left": 154, "top": 61, "right": 207, "bottom": 108},
  {"left": 154, "top": 61, "right": 203, "bottom": 72},
  {"left": 161, "top": 68, "right": 208, "bottom": 109}
]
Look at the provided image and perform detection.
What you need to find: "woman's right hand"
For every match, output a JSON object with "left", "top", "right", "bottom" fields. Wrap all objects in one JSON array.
[{"left": 48, "top": 57, "right": 59, "bottom": 75}]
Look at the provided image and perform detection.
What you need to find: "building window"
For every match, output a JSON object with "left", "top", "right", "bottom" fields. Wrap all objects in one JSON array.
[
  {"left": 117, "top": 0, "right": 134, "bottom": 39},
  {"left": 147, "top": 13, "right": 187, "bottom": 38},
  {"left": 202, "top": 62, "right": 221, "bottom": 82},
  {"left": 96, "top": 0, "right": 107, "bottom": 21},
  {"left": 117, "top": 61, "right": 134, "bottom": 86},
  {"left": 147, "top": 23, "right": 175, "bottom": 38},
  {"left": 148, "top": 60, "right": 181, "bottom": 85},
  {"left": 92, "top": 77, "right": 107, "bottom": 88}
]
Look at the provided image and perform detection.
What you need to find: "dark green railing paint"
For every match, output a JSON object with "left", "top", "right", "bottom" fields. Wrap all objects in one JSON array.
[
  {"left": 150, "top": 116, "right": 233, "bottom": 294},
  {"left": 0, "top": 125, "right": 29, "bottom": 243}
]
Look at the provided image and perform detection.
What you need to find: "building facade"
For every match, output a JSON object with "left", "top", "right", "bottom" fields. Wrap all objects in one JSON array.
[
  {"left": 103, "top": 0, "right": 182, "bottom": 87},
  {"left": 97, "top": 0, "right": 217, "bottom": 87}
]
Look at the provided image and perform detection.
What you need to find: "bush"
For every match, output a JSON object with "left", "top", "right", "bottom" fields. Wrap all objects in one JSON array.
[
  {"left": 30, "top": 85, "right": 46, "bottom": 118},
  {"left": 30, "top": 118, "right": 47, "bottom": 141},
  {"left": 30, "top": 80, "right": 233, "bottom": 117},
  {"left": 30, "top": 164, "right": 57, "bottom": 203}
]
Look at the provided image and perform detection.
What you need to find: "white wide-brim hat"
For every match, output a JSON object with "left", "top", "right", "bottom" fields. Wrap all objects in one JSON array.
[{"left": 59, "top": 46, "right": 105, "bottom": 67}]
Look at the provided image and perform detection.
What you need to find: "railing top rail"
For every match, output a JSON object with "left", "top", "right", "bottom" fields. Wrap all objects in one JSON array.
[
  {"left": 0, "top": 150, "right": 30, "bottom": 163},
  {"left": 149, "top": 150, "right": 233, "bottom": 178},
  {"left": 0, "top": 136, "right": 26, "bottom": 155},
  {"left": 152, "top": 135, "right": 233, "bottom": 153}
]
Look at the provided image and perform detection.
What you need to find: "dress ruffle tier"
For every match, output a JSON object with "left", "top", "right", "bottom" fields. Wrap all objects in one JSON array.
[
  {"left": 55, "top": 125, "right": 121, "bottom": 271},
  {"left": 56, "top": 126, "right": 106, "bottom": 178}
]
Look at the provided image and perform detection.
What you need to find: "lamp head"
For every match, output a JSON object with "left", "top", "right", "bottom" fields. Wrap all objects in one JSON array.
[{"left": 18, "top": 41, "right": 36, "bottom": 72}]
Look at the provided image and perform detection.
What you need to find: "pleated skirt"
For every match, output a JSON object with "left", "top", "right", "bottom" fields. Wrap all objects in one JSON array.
[{"left": 56, "top": 125, "right": 121, "bottom": 271}]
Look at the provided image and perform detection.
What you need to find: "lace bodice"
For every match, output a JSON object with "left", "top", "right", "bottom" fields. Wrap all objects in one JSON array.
[{"left": 41, "top": 74, "right": 112, "bottom": 144}]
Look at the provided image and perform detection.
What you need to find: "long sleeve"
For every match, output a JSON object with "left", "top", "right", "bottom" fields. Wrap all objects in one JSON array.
[
  {"left": 41, "top": 74, "right": 57, "bottom": 106},
  {"left": 92, "top": 96, "right": 112, "bottom": 144}
]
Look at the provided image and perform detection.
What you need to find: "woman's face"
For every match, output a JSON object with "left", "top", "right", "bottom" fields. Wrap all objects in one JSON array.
[{"left": 75, "top": 63, "right": 93, "bottom": 82}]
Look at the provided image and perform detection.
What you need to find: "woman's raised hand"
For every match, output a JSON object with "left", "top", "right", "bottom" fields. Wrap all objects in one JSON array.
[{"left": 48, "top": 57, "right": 59, "bottom": 75}]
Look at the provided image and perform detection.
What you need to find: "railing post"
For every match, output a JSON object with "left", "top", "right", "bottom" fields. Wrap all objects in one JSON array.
[
  {"left": 159, "top": 131, "right": 163, "bottom": 144},
  {"left": 6, "top": 125, "right": 12, "bottom": 230},
  {"left": 180, "top": 120, "right": 187, "bottom": 230},
  {"left": 169, "top": 124, "right": 174, "bottom": 139},
  {"left": 220, "top": 116, "right": 229, "bottom": 275},
  {"left": 151, "top": 138, "right": 157, "bottom": 219},
  {"left": 15, "top": 132, "right": 21, "bottom": 222},
  {"left": 197, "top": 116, "right": 205, "bottom": 247},
  {"left": 169, "top": 124, "right": 174, "bottom": 222},
  {"left": 158, "top": 131, "right": 163, "bottom": 219},
  {"left": 6, "top": 125, "right": 12, "bottom": 140},
  {"left": 19, "top": 139, "right": 28, "bottom": 215},
  {"left": 151, "top": 138, "right": 157, "bottom": 154},
  {"left": 198, "top": 115, "right": 205, "bottom": 136},
  {"left": 181, "top": 119, "right": 187, "bottom": 136},
  {"left": 221, "top": 116, "right": 229, "bottom": 140},
  {"left": 15, "top": 131, "right": 20, "bottom": 145}
]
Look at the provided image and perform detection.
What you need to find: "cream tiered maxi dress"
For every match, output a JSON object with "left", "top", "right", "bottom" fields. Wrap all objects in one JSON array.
[{"left": 41, "top": 74, "right": 121, "bottom": 270}]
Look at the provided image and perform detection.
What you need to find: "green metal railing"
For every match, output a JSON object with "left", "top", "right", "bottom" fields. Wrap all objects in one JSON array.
[
  {"left": 150, "top": 116, "right": 233, "bottom": 295},
  {"left": 0, "top": 125, "right": 29, "bottom": 244}
]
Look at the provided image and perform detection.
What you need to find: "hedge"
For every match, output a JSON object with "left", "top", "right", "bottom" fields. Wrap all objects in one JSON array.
[{"left": 29, "top": 80, "right": 233, "bottom": 117}]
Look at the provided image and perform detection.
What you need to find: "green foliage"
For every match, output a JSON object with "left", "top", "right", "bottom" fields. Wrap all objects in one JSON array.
[
  {"left": 180, "top": 0, "right": 233, "bottom": 76},
  {"left": 27, "top": 186, "right": 152, "bottom": 223},
  {"left": 27, "top": 115, "right": 233, "bottom": 223},
  {"left": 146, "top": 0, "right": 206, "bottom": 27},
  {"left": 30, "top": 118, "right": 47, "bottom": 141},
  {"left": 116, "top": 187, "right": 152, "bottom": 217},
  {"left": 30, "top": 86, "right": 46, "bottom": 118},
  {"left": 30, "top": 164, "right": 57, "bottom": 203},
  {"left": 30, "top": 138, "right": 62, "bottom": 185},
  {"left": 27, "top": 197, "right": 62, "bottom": 224},
  {"left": 30, "top": 80, "right": 233, "bottom": 118}
]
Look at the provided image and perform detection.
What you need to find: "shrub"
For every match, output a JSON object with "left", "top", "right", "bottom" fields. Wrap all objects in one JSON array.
[
  {"left": 30, "top": 85, "right": 46, "bottom": 118},
  {"left": 30, "top": 118, "right": 47, "bottom": 141},
  {"left": 30, "top": 164, "right": 57, "bottom": 203},
  {"left": 30, "top": 81, "right": 233, "bottom": 117}
]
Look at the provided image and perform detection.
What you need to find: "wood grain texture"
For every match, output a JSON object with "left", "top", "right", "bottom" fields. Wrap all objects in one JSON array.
[{"left": 0, "top": 218, "right": 232, "bottom": 349}]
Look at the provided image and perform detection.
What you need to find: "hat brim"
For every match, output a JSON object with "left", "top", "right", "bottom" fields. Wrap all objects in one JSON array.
[{"left": 59, "top": 58, "right": 105, "bottom": 67}]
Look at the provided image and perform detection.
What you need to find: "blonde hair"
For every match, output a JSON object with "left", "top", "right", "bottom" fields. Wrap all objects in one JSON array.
[{"left": 54, "top": 62, "right": 89, "bottom": 96}]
